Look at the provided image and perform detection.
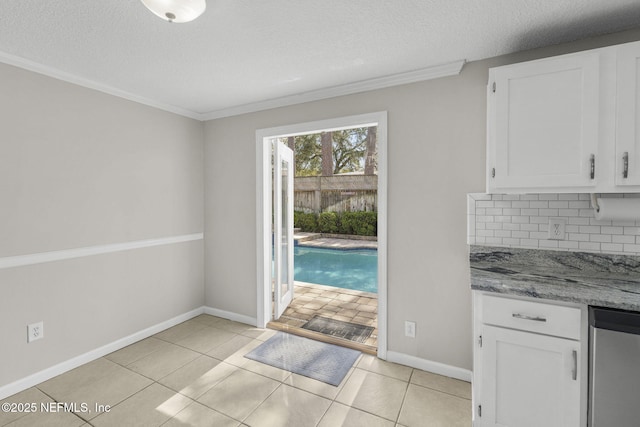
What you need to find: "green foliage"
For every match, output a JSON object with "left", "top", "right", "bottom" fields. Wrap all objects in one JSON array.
[
  {"left": 340, "top": 211, "right": 377, "bottom": 236},
  {"left": 332, "top": 128, "right": 368, "bottom": 174},
  {"left": 293, "top": 134, "right": 322, "bottom": 176},
  {"left": 295, "top": 210, "right": 377, "bottom": 236},
  {"left": 294, "top": 211, "right": 318, "bottom": 232},
  {"left": 282, "top": 127, "right": 377, "bottom": 176},
  {"left": 318, "top": 212, "right": 339, "bottom": 233}
]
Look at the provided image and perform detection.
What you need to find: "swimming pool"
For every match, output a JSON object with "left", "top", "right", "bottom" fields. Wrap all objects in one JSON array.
[{"left": 294, "top": 246, "right": 378, "bottom": 293}]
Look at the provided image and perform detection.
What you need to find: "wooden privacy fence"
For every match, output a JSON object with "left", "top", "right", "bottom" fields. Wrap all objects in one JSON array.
[{"left": 294, "top": 175, "right": 377, "bottom": 213}]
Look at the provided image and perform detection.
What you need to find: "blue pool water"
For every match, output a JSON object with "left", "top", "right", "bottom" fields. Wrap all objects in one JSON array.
[{"left": 294, "top": 246, "right": 378, "bottom": 293}]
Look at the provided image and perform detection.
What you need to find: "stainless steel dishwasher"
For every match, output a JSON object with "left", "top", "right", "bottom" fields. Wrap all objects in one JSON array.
[{"left": 589, "top": 306, "right": 640, "bottom": 427}]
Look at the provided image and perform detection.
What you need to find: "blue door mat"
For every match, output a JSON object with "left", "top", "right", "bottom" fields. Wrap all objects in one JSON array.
[{"left": 244, "top": 332, "right": 361, "bottom": 386}]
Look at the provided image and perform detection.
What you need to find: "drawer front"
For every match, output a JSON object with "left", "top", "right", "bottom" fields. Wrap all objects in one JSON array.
[{"left": 482, "top": 294, "right": 581, "bottom": 340}]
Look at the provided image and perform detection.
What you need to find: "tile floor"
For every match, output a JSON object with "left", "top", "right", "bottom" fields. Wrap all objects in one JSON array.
[
  {"left": 0, "top": 315, "right": 471, "bottom": 426},
  {"left": 276, "top": 282, "right": 378, "bottom": 349}
]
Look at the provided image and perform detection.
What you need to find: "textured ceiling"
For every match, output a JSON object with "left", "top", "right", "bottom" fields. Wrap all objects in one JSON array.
[{"left": 1, "top": 0, "right": 640, "bottom": 119}]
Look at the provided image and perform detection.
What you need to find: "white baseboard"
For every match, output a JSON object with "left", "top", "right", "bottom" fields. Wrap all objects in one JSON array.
[
  {"left": 0, "top": 307, "right": 205, "bottom": 400},
  {"left": 204, "top": 307, "right": 257, "bottom": 327},
  {"left": 386, "top": 351, "right": 472, "bottom": 382}
]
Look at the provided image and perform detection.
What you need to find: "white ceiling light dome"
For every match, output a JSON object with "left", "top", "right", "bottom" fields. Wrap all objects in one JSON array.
[{"left": 141, "top": 0, "right": 206, "bottom": 23}]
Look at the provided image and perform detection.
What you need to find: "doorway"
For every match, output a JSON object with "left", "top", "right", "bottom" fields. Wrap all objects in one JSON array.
[{"left": 256, "top": 112, "right": 388, "bottom": 359}]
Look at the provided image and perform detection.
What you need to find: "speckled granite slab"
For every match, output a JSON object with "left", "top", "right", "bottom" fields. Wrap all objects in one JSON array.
[{"left": 470, "top": 245, "right": 640, "bottom": 311}]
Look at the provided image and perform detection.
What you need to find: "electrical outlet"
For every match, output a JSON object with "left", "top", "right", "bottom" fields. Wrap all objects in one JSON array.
[
  {"left": 404, "top": 321, "right": 416, "bottom": 338},
  {"left": 27, "top": 321, "right": 44, "bottom": 343},
  {"left": 548, "top": 218, "right": 567, "bottom": 240}
]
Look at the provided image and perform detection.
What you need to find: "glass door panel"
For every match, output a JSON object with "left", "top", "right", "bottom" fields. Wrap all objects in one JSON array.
[{"left": 274, "top": 140, "right": 294, "bottom": 319}]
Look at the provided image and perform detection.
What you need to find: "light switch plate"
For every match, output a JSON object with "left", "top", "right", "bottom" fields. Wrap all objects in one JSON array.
[{"left": 404, "top": 321, "right": 416, "bottom": 338}]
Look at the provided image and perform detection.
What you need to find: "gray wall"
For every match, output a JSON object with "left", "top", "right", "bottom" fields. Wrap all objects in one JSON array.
[
  {"left": 0, "top": 63, "right": 205, "bottom": 387},
  {"left": 203, "top": 28, "right": 640, "bottom": 371}
]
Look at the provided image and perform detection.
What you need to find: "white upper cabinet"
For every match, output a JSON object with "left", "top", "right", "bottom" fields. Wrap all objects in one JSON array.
[
  {"left": 616, "top": 42, "right": 640, "bottom": 186},
  {"left": 488, "top": 52, "right": 600, "bottom": 192},
  {"left": 487, "top": 40, "right": 640, "bottom": 193}
]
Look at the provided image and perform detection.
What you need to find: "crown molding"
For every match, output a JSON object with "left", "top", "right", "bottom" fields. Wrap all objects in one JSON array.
[
  {"left": 0, "top": 51, "right": 204, "bottom": 120},
  {"left": 0, "top": 51, "right": 464, "bottom": 122},
  {"left": 200, "top": 60, "right": 466, "bottom": 121}
]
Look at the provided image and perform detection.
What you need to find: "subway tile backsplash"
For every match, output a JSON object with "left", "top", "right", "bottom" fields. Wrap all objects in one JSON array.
[{"left": 467, "top": 193, "right": 640, "bottom": 255}]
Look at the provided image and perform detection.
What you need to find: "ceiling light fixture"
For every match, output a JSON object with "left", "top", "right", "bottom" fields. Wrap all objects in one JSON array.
[{"left": 141, "top": 0, "right": 206, "bottom": 23}]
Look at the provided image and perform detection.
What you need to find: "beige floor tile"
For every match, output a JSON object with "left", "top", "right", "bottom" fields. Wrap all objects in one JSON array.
[
  {"left": 158, "top": 356, "right": 237, "bottom": 399},
  {"left": 3, "top": 406, "right": 86, "bottom": 427},
  {"left": 335, "top": 368, "right": 408, "bottom": 421},
  {"left": 92, "top": 383, "right": 192, "bottom": 427},
  {"left": 214, "top": 320, "right": 257, "bottom": 335},
  {"left": 244, "top": 384, "right": 331, "bottom": 427},
  {"left": 127, "top": 343, "right": 200, "bottom": 380},
  {"left": 410, "top": 370, "right": 472, "bottom": 400},
  {"left": 190, "top": 314, "right": 222, "bottom": 328},
  {"left": 105, "top": 337, "right": 171, "bottom": 366},
  {"left": 175, "top": 327, "right": 236, "bottom": 354},
  {"left": 196, "top": 369, "right": 279, "bottom": 421},
  {"left": 38, "top": 358, "right": 117, "bottom": 397},
  {"left": 357, "top": 354, "right": 413, "bottom": 381},
  {"left": 398, "top": 384, "right": 472, "bottom": 427},
  {"left": 163, "top": 402, "right": 239, "bottom": 427},
  {"left": 0, "top": 387, "right": 55, "bottom": 425},
  {"left": 207, "top": 334, "right": 254, "bottom": 361},
  {"left": 241, "top": 327, "right": 277, "bottom": 341},
  {"left": 154, "top": 320, "right": 209, "bottom": 344},
  {"left": 38, "top": 358, "right": 152, "bottom": 420},
  {"left": 284, "top": 366, "right": 353, "bottom": 400},
  {"left": 317, "top": 402, "right": 395, "bottom": 427},
  {"left": 216, "top": 339, "right": 263, "bottom": 368}
]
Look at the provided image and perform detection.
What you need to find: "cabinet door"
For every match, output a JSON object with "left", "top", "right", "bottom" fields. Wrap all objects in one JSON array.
[
  {"left": 479, "top": 325, "right": 580, "bottom": 427},
  {"left": 616, "top": 41, "right": 640, "bottom": 186},
  {"left": 488, "top": 53, "right": 600, "bottom": 192}
]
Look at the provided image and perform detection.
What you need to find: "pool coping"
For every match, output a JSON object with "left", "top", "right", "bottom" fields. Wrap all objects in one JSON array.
[{"left": 294, "top": 234, "right": 378, "bottom": 251}]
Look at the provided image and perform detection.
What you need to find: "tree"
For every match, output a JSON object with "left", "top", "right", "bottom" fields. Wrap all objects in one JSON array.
[
  {"left": 321, "top": 132, "right": 333, "bottom": 176},
  {"left": 287, "top": 126, "right": 377, "bottom": 176},
  {"left": 332, "top": 127, "right": 368, "bottom": 174},
  {"left": 364, "top": 126, "right": 377, "bottom": 175},
  {"left": 294, "top": 134, "right": 321, "bottom": 176}
]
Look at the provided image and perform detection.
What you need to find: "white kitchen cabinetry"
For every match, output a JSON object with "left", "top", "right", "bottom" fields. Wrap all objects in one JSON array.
[
  {"left": 473, "top": 292, "right": 587, "bottom": 427},
  {"left": 488, "top": 52, "right": 600, "bottom": 192},
  {"left": 487, "top": 40, "right": 640, "bottom": 193},
  {"left": 616, "top": 42, "right": 640, "bottom": 186}
]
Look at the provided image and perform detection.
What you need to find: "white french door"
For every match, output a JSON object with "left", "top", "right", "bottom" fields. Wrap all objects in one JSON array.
[{"left": 273, "top": 140, "right": 294, "bottom": 319}]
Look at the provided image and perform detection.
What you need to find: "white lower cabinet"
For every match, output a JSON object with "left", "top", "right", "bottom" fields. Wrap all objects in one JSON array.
[{"left": 473, "top": 292, "right": 587, "bottom": 427}]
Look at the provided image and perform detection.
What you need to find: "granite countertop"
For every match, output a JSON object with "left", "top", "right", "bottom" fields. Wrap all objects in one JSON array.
[{"left": 470, "top": 245, "right": 640, "bottom": 311}]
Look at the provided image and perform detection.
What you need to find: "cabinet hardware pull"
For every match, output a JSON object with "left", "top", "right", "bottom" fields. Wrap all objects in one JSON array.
[
  {"left": 492, "top": 82, "right": 496, "bottom": 93},
  {"left": 624, "top": 152, "right": 629, "bottom": 179},
  {"left": 491, "top": 168, "right": 495, "bottom": 178},
  {"left": 590, "top": 154, "right": 595, "bottom": 180},
  {"left": 572, "top": 350, "right": 577, "bottom": 380},
  {"left": 512, "top": 313, "right": 547, "bottom": 322}
]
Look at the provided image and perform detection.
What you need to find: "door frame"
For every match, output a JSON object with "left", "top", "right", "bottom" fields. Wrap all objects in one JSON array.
[
  {"left": 273, "top": 140, "right": 295, "bottom": 319},
  {"left": 255, "top": 111, "right": 388, "bottom": 359}
]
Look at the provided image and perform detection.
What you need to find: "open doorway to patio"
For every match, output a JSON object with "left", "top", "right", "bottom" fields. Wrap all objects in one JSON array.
[{"left": 256, "top": 112, "right": 388, "bottom": 359}]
